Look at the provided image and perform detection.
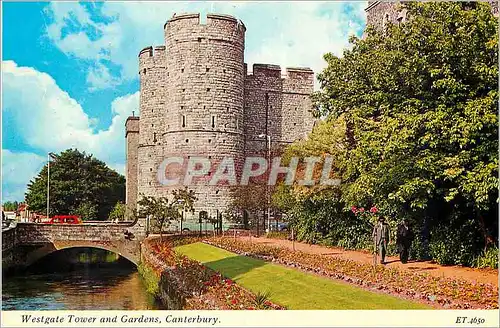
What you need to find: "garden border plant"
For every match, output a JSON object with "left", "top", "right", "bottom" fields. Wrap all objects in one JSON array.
[
  {"left": 140, "top": 235, "right": 286, "bottom": 310},
  {"left": 204, "top": 237, "right": 498, "bottom": 309}
]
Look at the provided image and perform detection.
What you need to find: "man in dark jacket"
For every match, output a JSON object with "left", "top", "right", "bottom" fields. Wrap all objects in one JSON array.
[
  {"left": 372, "top": 216, "right": 390, "bottom": 264},
  {"left": 396, "top": 219, "right": 413, "bottom": 264}
]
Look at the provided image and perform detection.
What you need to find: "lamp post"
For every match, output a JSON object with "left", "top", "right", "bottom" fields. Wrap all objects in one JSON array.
[
  {"left": 177, "top": 198, "right": 185, "bottom": 234},
  {"left": 257, "top": 134, "right": 271, "bottom": 233},
  {"left": 46, "top": 152, "right": 56, "bottom": 220}
]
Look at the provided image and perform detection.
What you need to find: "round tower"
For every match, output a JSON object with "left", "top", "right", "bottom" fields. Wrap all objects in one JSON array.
[
  {"left": 160, "top": 13, "right": 246, "bottom": 222},
  {"left": 137, "top": 45, "right": 168, "bottom": 200}
]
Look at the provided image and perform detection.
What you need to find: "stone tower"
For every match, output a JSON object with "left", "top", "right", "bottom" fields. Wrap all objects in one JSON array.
[
  {"left": 364, "top": 1, "right": 499, "bottom": 34},
  {"left": 126, "top": 13, "right": 315, "bottom": 227},
  {"left": 125, "top": 115, "right": 139, "bottom": 207}
]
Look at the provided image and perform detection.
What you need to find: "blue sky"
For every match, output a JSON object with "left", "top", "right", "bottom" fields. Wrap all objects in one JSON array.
[{"left": 2, "top": 1, "right": 367, "bottom": 202}]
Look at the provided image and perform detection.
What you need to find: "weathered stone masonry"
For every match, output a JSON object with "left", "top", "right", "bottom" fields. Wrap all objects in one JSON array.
[
  {"left": 125, "top": 13, "right": 315, "bottom": 223},
  {"left": 364, "top": 0, "right": 499, "bottom": 36},
  {"left": 2, "top": 221, "right": 147, "bottom": 272}
]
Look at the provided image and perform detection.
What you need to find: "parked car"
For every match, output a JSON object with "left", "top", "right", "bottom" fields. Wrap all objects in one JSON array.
[
  {"left": 46, "top": 215, "right": 82, "bottom": 224},
  {"left": 276, "top": 222, "right": 289, "bottom": 232},
  {"left": 225, "top": 223, "right": 246, "bottom": 231}
]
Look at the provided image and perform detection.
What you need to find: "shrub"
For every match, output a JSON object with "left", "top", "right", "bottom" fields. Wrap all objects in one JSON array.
[
  {"left": 428, "top": 216, "right": 483, "bottom": 266},
  {"left": 474, "top": 246, "right": 499, "bottom": 269},
  {"left": 138, "top": 262, "right": 160, "bottom": 296},
  {"left": 409, "top": 235, "right": 430, "bottom": 261},
  {"left": 265, "top": 232, "right": 289, "bottom": 240}
]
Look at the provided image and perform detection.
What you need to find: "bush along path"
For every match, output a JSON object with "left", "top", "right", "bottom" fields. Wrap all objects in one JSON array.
[
  {"left": 141, "top": 236, "right": 285, "bottom": 310},
  {"left": 205, "top": 237, "right": 498, "bottom": 309},
  {"left": 248, "top": 235, "right": 498, "bottom": 286}
]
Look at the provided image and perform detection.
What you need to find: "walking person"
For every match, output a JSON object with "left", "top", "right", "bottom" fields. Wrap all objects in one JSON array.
[
  {"left": 372, "top": 216, "right": 390, "bottom": 264},
  {"left": 396, "top": 219, "right": 413, "bottom": 264}
]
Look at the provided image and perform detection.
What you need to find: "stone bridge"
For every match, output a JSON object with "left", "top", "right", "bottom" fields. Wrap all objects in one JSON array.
[{"left": 2, "top": 218, "right": 147, "bottom": 272}]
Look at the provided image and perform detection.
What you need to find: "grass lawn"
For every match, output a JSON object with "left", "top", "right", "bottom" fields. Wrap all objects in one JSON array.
[{"left": 175, "top": 242, "right": 430, "bottom": 310}]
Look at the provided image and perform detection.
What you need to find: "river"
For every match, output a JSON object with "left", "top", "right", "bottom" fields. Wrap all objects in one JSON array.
[{"left": 2, "top": 249, "right": 164, "bottom": 310}]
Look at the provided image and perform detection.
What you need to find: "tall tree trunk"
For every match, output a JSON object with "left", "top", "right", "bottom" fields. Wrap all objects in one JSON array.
[
  {"left": 476, "top": 210, "right": 494, "bottom": 252},
  {"left": 160, "top": 217, "right": 164, "bottom": 240}
]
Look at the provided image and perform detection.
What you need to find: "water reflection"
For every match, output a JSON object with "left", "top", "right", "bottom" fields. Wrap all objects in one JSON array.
[{"left": 2, "top": 248, "right": 164, "bottom": 310}]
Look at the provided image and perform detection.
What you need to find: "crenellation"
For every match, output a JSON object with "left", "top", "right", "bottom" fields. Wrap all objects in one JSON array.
[
  {"left": 251, "top": 63, "right": 281, "bottom": 78},
  {"left": 283, "top": 67, "right": 314, "bottom": 95},
  {"left": 138, "top": 46, "right": 153, "bottom": 58},
  {"left": 165, "top": 13, "right": 200, "bottom": 25}
]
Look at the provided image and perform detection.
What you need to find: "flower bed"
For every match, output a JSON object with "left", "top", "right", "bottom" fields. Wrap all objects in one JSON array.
[
  {"left": 141, "top": 236, "right": 285, "bottom": 310},
  {"left": 205, "top": 237, "right": 498, "bottom": 309}
]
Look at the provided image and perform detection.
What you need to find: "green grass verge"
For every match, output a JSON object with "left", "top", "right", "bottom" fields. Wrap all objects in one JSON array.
[
  {"left": 176, "top": 242, "right": 430, "bottom": 310},
  {"left": 138, "top": 262, "right": 160, "bottom": 297}
]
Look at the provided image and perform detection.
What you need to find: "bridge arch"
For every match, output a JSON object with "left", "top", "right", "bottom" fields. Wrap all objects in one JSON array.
[{"left": 24, "top": 241, "right": 140, "bottom": 268}]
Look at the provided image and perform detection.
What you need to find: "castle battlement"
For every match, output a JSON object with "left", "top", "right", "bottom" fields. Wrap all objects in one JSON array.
[
  {"left": 126, "top": 13, "right": 314, "bottom": 224},
  {"left": 138, "top": 46, "right": 153, "bottom": 57},
  {"left": 250, "top": 63, "right": 282, "bottom": 78},
  {"left": 165, "top": 13, "right": 200, "bottom": 25},
  {"left": 138, "top": 45, "right": 166, "bottom": 74},
  {"left": 164, "top": 13, "right": 246, "bottom": 31}
]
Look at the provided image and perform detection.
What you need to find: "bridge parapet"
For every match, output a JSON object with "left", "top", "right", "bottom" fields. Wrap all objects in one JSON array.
[
  {"left": 2, "top": 227, "right": 17, "bottom": 252},
  {"left": 15, "top": 218, "right": 147, "bottom": 245},
  {"left": 2, "top": 218, "right": 148, "bottom": 272}
]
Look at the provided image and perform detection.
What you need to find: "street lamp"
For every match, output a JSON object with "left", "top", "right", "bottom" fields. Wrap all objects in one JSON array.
[
  {"left": 46, "top": 152, "right": 56, "bottom": 220},
  {"left": 257, "top": 134, "right": 271, "bottom": 233},
  {"left": 177, "top": 198, "right": 185, "bottom": 234}
]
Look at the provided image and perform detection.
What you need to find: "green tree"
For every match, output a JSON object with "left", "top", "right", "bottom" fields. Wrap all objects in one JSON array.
[
  {"left": 138, "top": 188, "right": 197, "bottom": 236},
  {"left": 108, "top": 202, "right": 127, "bottom": 222},
  {"left": 172, "top": 187, "right": 197, "bottom": 232},
  {"left": 25, "top": 149, "right": 125, "bottom": 220},
  {"left": 74, "top": 202, "right": 98, "bottom": 221},
  {"left": 279, "top": 2, "right": 498, "bottom": 264},
  {"left": 138, "top": 195, "right": 177, "bottom": 238},
  {"left": 2, "top": 201, "right": 19, "bottom": 211}
]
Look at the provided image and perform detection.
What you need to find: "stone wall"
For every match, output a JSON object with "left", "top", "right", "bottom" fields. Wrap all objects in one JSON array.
[
  {"left": 126, "top": 116, "right": 140, "bottom": 207},
  {"left": 14, "top": 221, "right": 146, "bottom": 244},
  {"left": 134, "top": 14, "right": 248, "bottom": 222},
  {"left": 2, "top": 227, "right": 16, "bottom": 252},
  {"left": 365, "top": 1, "right": 407, "bottom": 33},
  {"left": 2, "top": 227, "right": 17, "bottom": 272},
  {"left": 2, "top": 219, "right": 148, "bottom": 272},
  {"left": 128, "top": 13, "right": 314, "bottom": 224}
]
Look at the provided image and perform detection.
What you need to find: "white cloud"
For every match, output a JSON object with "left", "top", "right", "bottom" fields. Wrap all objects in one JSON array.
[
  {"left": 44, "top": 1, "right": 367, "bottom": 90},
  {"left": 2, "top": 60, "right": 139, "bottom": 186},
  {"left": 2, "top": 150, "right": 46, "bottom": 202},
  {"left": 86, "top": 62, "right": 121, "bottom": 91}
]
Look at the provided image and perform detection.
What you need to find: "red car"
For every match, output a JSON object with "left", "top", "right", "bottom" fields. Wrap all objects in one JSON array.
[{"left": 47, "top": 215, "right": 82, "bottom": 224}]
